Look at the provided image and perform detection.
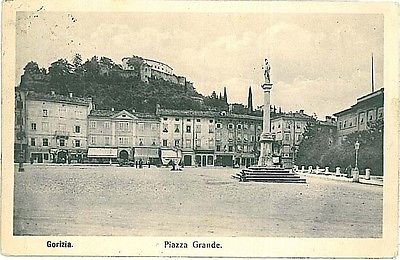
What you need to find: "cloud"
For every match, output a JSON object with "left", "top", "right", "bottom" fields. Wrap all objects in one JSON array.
[{"left": 15, "top": 12, "right": 383, "bottom": 118}]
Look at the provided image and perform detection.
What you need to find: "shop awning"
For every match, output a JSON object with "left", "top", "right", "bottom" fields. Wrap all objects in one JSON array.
[
  {"left": 88, "top": 148, "right": 118, "bottom": 158},
  {"left": 135, "top": 147, "right": 159, "bottom": 158}
]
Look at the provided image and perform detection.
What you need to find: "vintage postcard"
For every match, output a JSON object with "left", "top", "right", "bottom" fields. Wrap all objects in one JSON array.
[{"left": 1, "top": 0, "right": 399, "bottom": 257}]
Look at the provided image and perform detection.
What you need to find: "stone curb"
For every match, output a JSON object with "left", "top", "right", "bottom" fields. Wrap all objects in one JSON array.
[{"left": 297, "top": 172, "right": 383, "bottom": 187}]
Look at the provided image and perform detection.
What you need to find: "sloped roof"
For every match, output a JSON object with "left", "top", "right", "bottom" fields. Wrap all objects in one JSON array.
[
  {"left": 333, "top": 88, "right": 384, "bottom": 117},
  {"left": 89, "top": 109, "right": 117, "bottom": 117},
  {"left": 26, "top": 91, "right": 92, "bottom": 106},
  {"left": 271, "top": 112, "right": 313, "bottom": 120},
  {"left": 89, "top": 109, "right": 159, "bottom": 120},
  {"left": 157, "top": 108, "right": 262, "bottom": 121}
]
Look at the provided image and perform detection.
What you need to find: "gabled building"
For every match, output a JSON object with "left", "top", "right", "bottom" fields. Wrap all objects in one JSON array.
[{"left": 87, "top": 109, "right": 160, "bottom": 164}]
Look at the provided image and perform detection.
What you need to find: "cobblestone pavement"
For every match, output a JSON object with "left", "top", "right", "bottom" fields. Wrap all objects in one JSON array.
[{"left": 13, "top": 164, "right": 383, "bottom": 237}]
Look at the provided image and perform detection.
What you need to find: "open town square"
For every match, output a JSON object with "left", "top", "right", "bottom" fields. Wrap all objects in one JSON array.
[
  {"left": 14, "top": 164, "right": 382, "bottom": 237},
  {"left": 11, "top": 11, "right": 387, "bottom": 244}
]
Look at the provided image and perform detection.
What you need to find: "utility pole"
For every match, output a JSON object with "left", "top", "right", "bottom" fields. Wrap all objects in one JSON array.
[{"left": 371, "top": 53, "right": 375, "bottom": 93}]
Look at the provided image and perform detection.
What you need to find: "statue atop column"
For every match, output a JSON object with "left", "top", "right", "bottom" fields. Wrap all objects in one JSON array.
[{"left": 263, "top": 58, "right": 271, "bottom": 84}]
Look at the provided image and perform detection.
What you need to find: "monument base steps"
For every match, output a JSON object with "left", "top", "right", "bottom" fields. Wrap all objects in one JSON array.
[{"left": 232, "top": 166, "right": 306, "bottom": 183}]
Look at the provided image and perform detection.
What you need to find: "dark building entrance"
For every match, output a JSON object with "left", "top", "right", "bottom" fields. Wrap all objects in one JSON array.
[
  {"left": 216, "top": 155, "right": 233, "bottom": 167},
  {"left": 57, "top": 151, "right": 68, "bottom": 163},
  {"left": 202, "top": 156, "right": 207, "bottom": 167},
  {"left": 183, "top": 155, "right": 192, "bottom": 166},
  {"left": 31, "top": 153, "right": 43, "bottom": 163},
  {"left": 119, "top": 150, "right": 129, "bottom": 160}
]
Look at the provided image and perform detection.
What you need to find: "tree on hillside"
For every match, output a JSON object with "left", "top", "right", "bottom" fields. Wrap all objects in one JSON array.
[
  {"left": 99, "top": 56, "right": 118, "bottom": 70},
  {"left": 18, "top": 56, "right": 246, "bottom": 113},
  {"left": 72, "top": 53, "right": 83, "bottom": 69},
  {"left": 48, "top": 59, "right": 73, "bottom": 78},
  {"left": 81, "top": 56, "right": 100, "bottom": 79},
  {"left": 23, "top": 61, "right": 41, "bottom": 74},
  {"left": 231, "top": 103, "right": 247, "bottom": 114}
]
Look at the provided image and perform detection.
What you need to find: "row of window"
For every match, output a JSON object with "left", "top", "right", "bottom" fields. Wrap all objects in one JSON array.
[
  {"left": 216, "top": 132, "right": 256, "bottom": 142},
  {"left": 151, "top": 65, "right": 171, "bottom": 74},
  {"left": 161, "top": 123, "right": 261, "bottom": 134},
  {"left": 89, "top": 121, "right": 158, "bottom": 131},
  {"left": 88, "top": 136, "right": 158, "bottom": 146},
  {"left": 30, "top": 138, "right": 81, "bottom": 147},
  {"left": 338, "top": 107, "right": 383, "bottom": 130},
  {"left": 160, "top": 137, "right": 257, "bottom": 152},
  {"left": 30, "top": 122, "right": 81, "bottom": 133},
  {"left": 39, "top": 108, "right": 84, "bottom": 119},
  {"left": 281, "top": 133, "right": 302, "bottom": 142},
  {"left": 271, "top": 122, "right": 304, "bottom": 130},
  {"left": 164, "top": 118, "right": 214, "bottom": 123},
  {"left": 161, "top": 139, "right": 215, "bottom": 149},
  {"left": 163, "top": 124, "right": 215, "bottom": 134},
  {"left": 162, "top": 118, "right": 260, "bottom": 131}
]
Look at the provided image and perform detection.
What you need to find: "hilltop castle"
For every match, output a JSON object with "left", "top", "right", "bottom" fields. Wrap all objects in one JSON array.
[{"left": 121, "top": 56, "right": 194, "bottom": 91}]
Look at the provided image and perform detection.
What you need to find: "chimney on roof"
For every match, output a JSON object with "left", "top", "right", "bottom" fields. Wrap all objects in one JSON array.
[
  {"left": 69, "top": 92, "right": 73, "bottom": 98},
  {"left": 228, "top": 104, "right": 233, "bottom": 113},
  {"left": 132, "top": 109, "right": 136, "bottom": 113},
  {"left": 299, "top": 109, "right": 304, "bottom": 114},
  {"left": 111, "top": 107, "right": 115, "bottom": 112},
  {"left": 51, "top": 91, "right": 55, "bottom": 95}
]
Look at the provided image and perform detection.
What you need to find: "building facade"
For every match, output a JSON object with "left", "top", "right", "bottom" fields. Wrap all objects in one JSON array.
[
  {"left": 16, "top": 90, "right": 93, "bottom": 163},
  {"left": 87, "top": 109, "right": 160, "bottom": 164},
  {"left": 270, "top": 110, "right": 336, "bottom": 168},
  {"left": 16, "top": 90, "right": 344, "bottom": 168},
  {"left": 134, "top": 113, "right": 161, "bottom": 164},
  {"left": 156, "top": 108, "right": 263, "bottom": 167},
  {"left": 333, "top": 88, "right": 384, "bottom": 144},
  {"left": 271, "top": 110, "right": 313, "bottom": 167}
]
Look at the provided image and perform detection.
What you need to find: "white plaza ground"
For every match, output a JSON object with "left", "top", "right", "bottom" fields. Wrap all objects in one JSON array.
[{"left": 13, "top": 164, "right": 382, "bottom": 237}]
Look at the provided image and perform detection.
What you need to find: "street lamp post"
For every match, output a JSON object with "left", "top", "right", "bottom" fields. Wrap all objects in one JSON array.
[{"left": 353, "top": 140, "right": 360, "bottom": 182}]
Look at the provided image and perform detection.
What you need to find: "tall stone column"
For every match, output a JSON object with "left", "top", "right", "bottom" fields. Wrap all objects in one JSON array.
[{"left": 258, "top": 58, "right": 274, "bottom": 167}]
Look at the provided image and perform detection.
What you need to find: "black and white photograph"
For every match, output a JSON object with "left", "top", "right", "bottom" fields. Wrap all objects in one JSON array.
[{"left": 2, "top": 0, "right": 399, "bottom": 257}]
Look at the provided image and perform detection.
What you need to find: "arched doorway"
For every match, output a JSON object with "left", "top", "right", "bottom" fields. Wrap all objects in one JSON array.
[
  {"left": 119, "top": 150, "right": 129, "bottom": 160},
  {"left": 57, "top": 151, "right": 68, "bottom": 163}
]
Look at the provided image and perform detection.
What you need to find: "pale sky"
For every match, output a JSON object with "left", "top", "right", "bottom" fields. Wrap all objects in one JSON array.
[{"left": 16, "top": 12, "right": 383, "bottom": 118}]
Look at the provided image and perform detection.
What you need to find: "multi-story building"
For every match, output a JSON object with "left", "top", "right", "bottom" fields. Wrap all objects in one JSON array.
[
  {"left": 156, "top": 108, "right": 263, "bottom": 167},
  {"left": 271, "top": 110, "right": 313, "bottom": 167},
  {"left": 87, "top": 109, "right": 160, "bottom": 164},
  {"left": 15, "top": 90, "right": 93, "bottom": 163},
  {"left": 215, "top": 112, "right": 263, "bottom": 167},
  {"left": 157, "top": 109, "right": 216, "bottom": 167},
  {"left": 14, "top": 90, "right": 27, "bottom": 162},
  {"left": 333, "top": 88, "right": 384, "bottom": 144},
  {"left": 134, "top": 112, "right": 161, "bottom": 164},
  {"left": 270, "top": 110, "right": 336, "bottom": 167}
]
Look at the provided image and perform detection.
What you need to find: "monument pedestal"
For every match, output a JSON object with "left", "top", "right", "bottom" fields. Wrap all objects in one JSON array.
[
  {"left": 258, "top": 133, "right": 274, "bottom": 167},
  {"left": 233, "top": 58, "right": 306, "bottom": 183}
]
